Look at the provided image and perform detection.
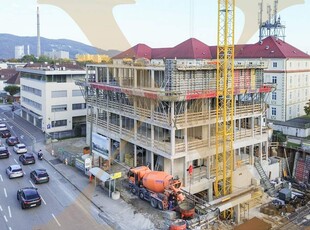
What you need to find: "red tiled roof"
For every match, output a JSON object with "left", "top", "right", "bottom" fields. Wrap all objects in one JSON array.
[
  {"left": 161, "top": 38, "right": 212, "bottom": 59},
  {"left": 0, "top": 69, "right": 18, "bottom": 81},
  {"left": 113, "top": 44, "right": 152, "bottom": 60},
  {"left": 235, "top": 36, "right": 310, "bottom": 59},
  {"left": 113, "top": 36, "right": 310, "bottom": 60},
  {"left": 6, "top": 72, "right": 20, "bottom": 85}
]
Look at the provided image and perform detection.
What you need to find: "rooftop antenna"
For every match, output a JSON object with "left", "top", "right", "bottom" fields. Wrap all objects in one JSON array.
[
  {"left": 37, "top": 6, "right": 41, "bottom": 58},
  {"left": 259, "top": 0, "right": 285, "bottom": 42}
]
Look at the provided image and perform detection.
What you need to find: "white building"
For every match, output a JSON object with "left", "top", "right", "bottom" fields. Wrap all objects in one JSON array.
[
  {"left": 44, "top": 50, "right": 70, "bottom": 60},
  {"left": 15, "top": 46, "right": 25, "bottom": 59},
  {"left": 235, "top": 36, "right": 310, "bottom": 122},
  {"left": 18, "top": 63, "right": 87, "bottom": 138}
]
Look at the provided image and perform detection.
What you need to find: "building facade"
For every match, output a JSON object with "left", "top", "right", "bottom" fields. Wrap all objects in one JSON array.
[
  {"left": 44, "top": 50, "right": 70, "bottom": 60},
  {"left": 15, "top": 46, "right": 25, "bottom": 59},
  {"left": 80, "top": 38, "right": 275, "bottom": 200},
  {"left": 18, "top": 63, "right": 87, "bottom": 138},
  {"left": 235, "top": 36, "right": 310, "bottom": 122}
]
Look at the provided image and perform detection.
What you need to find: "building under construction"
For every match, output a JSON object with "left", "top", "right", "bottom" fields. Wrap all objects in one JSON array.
[{"left": 78, "top": 38, "right": 279, "bottom": 217}]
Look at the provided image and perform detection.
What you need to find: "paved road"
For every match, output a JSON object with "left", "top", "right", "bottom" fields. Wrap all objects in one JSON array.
[{"left": 0, "top": 105, "right": 111, "bottom": 230}]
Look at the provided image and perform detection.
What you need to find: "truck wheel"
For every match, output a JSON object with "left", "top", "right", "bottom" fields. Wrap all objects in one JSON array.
[
  {"left": 158, "top": 201, "right": 163, "bottom": 210},
  {"left": 151, "top": 198, "right": 157, "bottom": 208},
  {"left": 139, "top": 192, "right": 144, "bottom": 200},
  {"left": 131, "top": 187, "right": 137, "bottom": 194}
]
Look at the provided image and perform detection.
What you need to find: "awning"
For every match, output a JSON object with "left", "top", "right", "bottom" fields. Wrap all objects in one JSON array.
[{"left": 89, "top": 167, "right": 110, "bottom": 182}]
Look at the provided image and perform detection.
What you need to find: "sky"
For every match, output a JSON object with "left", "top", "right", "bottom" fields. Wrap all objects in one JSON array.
[{"left": 0, "top": 0, "right": 309, "bottom": 53}]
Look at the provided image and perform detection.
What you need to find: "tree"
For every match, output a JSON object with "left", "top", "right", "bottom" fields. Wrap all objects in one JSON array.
[
  {"left": 4, "top": 85, "right": 20, "bottom": 96},
  {"left": 304, "top": 99, "right": 310, "bottom": 115},
  {"left": 20, "top": 55, "right": 36, "bottom": 63}
]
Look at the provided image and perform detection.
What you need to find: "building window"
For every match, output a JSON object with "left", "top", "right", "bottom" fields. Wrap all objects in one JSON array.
[
  {"left": 290, "top": 77, "right": 292, "bottom": 85},
  {"left": 289, "top": 107, "right": 291, "bottom": 115},
  {"left": 290, "top": 92, "right": 292, "bottom": 99},
  {"left": 51, "top": 104, "right": 67, "bottom": 112},
  {"left": 271, "top": 107, "right": 276, "bottom": 116},
  {"left": 272, "top": 76, "right": 277, "bottom": 84},
  {"left": 297, "top": 105, "right": 300, "bottom": 112},
  {"left": 306, "top": 89, "right": 308, "bottom": 97},
  {"left": 72, "top": 103, "right": 86, "bottom": 110},
  {"left": 272, "top": 62, "right": 277, "bottom": 68},
  {"left": 272, "top": 92, "right": 277, "bottom": 100},
  {"left": 22, "top": 97, "right": 42, "bottom": 110},
  {"left": 72, "top": 90, "right": 83, "bottom": 97},
  {"left": 21, "top": 85, "right": 42, "bottom": 96},
  {"left": 52, "top": 119, "right": 67, "bottom": 127},
  {"left": 51, "top": 90, "right": 67, "bottom": 98}
]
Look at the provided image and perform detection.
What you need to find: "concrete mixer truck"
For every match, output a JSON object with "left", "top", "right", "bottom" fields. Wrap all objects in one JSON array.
[{"left": 128, "top": 166, "right": 185, "bottom": 210}]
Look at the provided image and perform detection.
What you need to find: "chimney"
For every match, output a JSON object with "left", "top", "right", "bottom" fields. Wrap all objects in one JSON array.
[{"left": 37, "top": 6, "right": 41, "bottom": 58}]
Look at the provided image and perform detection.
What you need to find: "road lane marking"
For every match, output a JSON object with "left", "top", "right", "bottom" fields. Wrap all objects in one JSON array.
[
  {"left": 52, "top": 214, "right": 61, "bottom": 226},
  {"left": 4, "top": 188, "right": 7, "bottom": 198},
  {"left": 14, "top": 158, "right": 18, "bottom": 164},
  {"left": 0, "top": 174, "right": 3, "bottom": 182},
  {"left": 29, "top": 180, "right": 35, "bottom": 188},
  {"left": 4, "top": 215, "right": 8, "bottom": 222},
  {"left": 9, "top": 227, "right": 12, "bottom": 230},
  {"left": 0, "top": 205, "right": 2, "bottom": 211},
  {"left": 8, "top": 206, "right": 11, "bottom": 218},
  {"left": 41, "top": 196, "right": 47, "bottom": 205}
]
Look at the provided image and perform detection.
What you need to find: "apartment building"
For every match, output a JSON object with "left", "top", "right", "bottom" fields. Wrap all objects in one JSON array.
[
  {"left": 18, "top": 63, "right": 87, "bottom": 138},
  {"left": 80, "top": 38, "right": 276, "bottom": 199},
  {"left": 235, "top": 36, "right": 310, "bottom": 122}
]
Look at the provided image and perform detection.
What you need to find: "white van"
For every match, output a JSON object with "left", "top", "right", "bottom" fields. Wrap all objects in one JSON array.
[{"left": 0, "top": 123, "right": 7, "bottom": 131}]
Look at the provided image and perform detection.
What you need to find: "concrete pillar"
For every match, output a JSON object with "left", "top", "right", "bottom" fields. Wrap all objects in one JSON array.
[
  {"left": 106, "top": 67, "right": 110, "bottom": 84},
  {"left": 171, "top": 101, "right": 175, "bottom": 156},
  {"left": 259, "top": 142, "right": 263, "bottom": 163},
  {"left": 250, "top": 145, "right": 254, "bottom": 165},
  {"left": 208, "top": 185, "right": 213, "bottom": 202},
  {"left": 265, "top": 141, "right": 269, "bottom": 161},
  {"left": 151, "top": 152, "right": 154, "bottom": 170},
  {"left": 95, "top": 67, "right": 98, "bottom": 82},
  {"left": 151, "top": 124, "right": 154, "bottom": 149},
  {"left": 134, "top": 69, "right": 137, "bottom": 88},
  {"left": 119, "top": 115, "right": 122, "bottom": 135},
  {"left": 134, "top": 145, "right": 137, "bottom": 167},
  {"left": 151, "top": 70, "right": 155, "bottom": 88},
  {"left": 234, "top": 203, "right": 241, "bottom": 224}
]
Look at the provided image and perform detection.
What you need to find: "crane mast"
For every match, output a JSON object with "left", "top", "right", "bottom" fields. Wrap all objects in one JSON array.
[{"left": 215, "top": 0, "right": 235, "bottom": 201}]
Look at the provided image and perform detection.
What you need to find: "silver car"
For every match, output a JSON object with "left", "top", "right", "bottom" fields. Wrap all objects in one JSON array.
[{"left": 6, "top": 165, "right": 24, "bottom": 179}]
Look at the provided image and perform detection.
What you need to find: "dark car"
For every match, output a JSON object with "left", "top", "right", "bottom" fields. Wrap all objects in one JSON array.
[
  {"left": 17, "top": 187, "right": 41, "bottom": 209},
  {"left": 0, "top": 146, "right": 9, "bottom": 159},
  {"left": 30, "top": 169, "right": 49, "bottom": 184},
  {"left": 0, "top": 130, "right": 11, "bottom": 138},
  {"left": 19, "top": 153, "right": 35, "bottom": 165},
  {"left": 6, "top": 136, "right": 19, "bottom": 146}
]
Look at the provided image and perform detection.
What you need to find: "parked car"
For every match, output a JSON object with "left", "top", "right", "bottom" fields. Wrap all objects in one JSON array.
[
  {"left": 19, "top": 153, "right": 35, "bottom": 165},
  {"left": 0, "top": 123, "right": 7, "bottom": 131},
  {"left": 0, "top": 129, "right": 11, "bottom": 138},
  {"left": 13, "top": 143, "right": 27, "bottom": 154},
  {"left": 30, "top": 169, "right": 49, "bottom": 184},
  {"left": 17, "top": 187, "right": 42, "bottom": 209},
  {"left": 6, "top": 136, "right": 19, "bottom": 146},
  {"left": 6, "top": 164, "right": 24, "bottom": 179},
  {"left": 0, "top": 146, "right": 9, "bottom": 159}
]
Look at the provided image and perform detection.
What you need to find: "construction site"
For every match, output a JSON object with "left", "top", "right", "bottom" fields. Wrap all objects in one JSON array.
[{"left": 75, "top": 0, "right": 310, "bottom": 229}]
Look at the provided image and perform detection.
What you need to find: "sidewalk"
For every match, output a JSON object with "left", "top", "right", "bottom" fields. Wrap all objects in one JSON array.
[{"left": 37, "top": 143, "right": 158, "bottom": 230}]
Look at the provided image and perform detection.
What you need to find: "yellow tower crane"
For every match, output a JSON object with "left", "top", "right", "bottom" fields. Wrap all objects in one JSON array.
[{"left": 215, "top": 0, "right": 235, "bottom": 205}]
